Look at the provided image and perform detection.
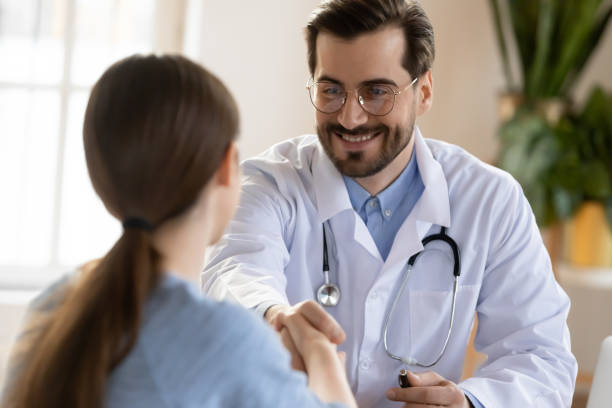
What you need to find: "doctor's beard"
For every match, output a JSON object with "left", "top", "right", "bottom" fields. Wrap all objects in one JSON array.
[{"left": 317, "top": 121, "right": 414, "bottom": 178}]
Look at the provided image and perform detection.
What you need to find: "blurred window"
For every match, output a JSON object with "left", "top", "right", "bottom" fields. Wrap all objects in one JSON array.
[{"left": 0, "top": 0, "right": 180, "bottom": 288}]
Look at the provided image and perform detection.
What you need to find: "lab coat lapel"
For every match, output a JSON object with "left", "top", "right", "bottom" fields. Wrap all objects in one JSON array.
[
  {"left": 385, "top": 127, "right": 451, "bottom": 269},
  {"left": 312, "top": 142, "right": 382, "bottom": 260}
]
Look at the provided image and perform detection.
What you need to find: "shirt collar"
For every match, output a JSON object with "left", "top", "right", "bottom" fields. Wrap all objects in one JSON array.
[{"left": 342, "top": 148, "right": 419, "bottom": 217}]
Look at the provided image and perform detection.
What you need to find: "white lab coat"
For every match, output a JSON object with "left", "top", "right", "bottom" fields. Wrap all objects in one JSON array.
[{"left": 202, "top": 128, "right": 577, "bottom": 407}]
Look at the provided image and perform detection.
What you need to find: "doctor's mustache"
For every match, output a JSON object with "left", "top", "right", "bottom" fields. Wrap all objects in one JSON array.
[{"left": 324, "top": 123, "right": 389, "bottom": 137}]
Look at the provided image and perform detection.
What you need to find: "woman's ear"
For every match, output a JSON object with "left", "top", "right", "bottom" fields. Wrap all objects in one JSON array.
[
  {"left": 215, "top": 142, "right": 238, "bottom": 187},
  {"left": 416, "top": 70, "right": 433, "bottom": 116}
]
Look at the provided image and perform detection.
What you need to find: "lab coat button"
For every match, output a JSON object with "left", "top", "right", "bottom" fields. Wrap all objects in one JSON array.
[
  {"left": 359, "top": 359, "right": 371, "bottom": 370},
  {"left": 370, "top": 291, "right": 378, "bottom": 300}
]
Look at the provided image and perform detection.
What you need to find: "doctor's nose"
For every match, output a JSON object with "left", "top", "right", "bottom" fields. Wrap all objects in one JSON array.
[{"left": 337, "top": 92, "right": 369, "bottom": 130}]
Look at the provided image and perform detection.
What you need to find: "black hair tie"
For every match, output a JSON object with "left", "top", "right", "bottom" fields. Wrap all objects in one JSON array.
[{"left": 122, "top": 217, "right": 155, "bottom": 232}]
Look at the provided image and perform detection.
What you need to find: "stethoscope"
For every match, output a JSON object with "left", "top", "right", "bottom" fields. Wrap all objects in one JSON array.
[{"left": 316, "top": 223, "right": 461, "bottom": 368}]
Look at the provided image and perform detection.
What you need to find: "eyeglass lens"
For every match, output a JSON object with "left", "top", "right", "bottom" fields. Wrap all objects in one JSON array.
[{"left": 309, "top": 82, "right": 396, "bottom": 116}]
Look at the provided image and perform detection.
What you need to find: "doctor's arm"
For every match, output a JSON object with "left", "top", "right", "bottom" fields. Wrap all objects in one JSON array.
[
  {"left": 458, "top": 180, "right": 577, "bottom": 407},
  {"left": 202, "top": 164, "right": 345, "bottom": 367},
  {"left": 202, "top": 165, "right": 292, "bottom": 309}
]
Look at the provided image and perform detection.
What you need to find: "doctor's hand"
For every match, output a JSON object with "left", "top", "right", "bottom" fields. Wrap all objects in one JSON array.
[
  {"left": 386, "top": 370, "right": 473, "bottom": 408},
  {"left": 265, "top": 301, "right": 346, "bottom": 372}
]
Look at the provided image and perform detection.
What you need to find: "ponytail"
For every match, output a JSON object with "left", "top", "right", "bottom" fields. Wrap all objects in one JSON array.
[
  {"left": 5, "top": 228, "right": 161, "bottom": 408},
  {"left": 5, "top": 53, "right": 240, "bottom": 408}
]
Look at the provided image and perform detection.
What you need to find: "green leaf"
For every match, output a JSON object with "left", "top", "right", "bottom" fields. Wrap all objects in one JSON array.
[
  {"left": 489, "top": 0, "right": 515, "bottom": 90},
  {"left": 507, "top": 0, "right": 540, "bottom": 84},
  {"left": 526, "top": 0, "right": 556, "bottom": 97},
  {"left": 548, "top": 0, "right": 605, "bottom": 96},
  {"left": 581, "top": 161, "right": 612, "bottom": 199},
  {"left": 551, "top": 188, "right": 579, "bottom": 219},
  {"left": 561, "top": 6, "right": 612, "bottom": 96}
]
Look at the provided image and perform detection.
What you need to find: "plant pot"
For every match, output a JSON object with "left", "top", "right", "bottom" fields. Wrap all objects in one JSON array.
[{"left": 564, "top": 202, "right": 612, "bottom": 268}]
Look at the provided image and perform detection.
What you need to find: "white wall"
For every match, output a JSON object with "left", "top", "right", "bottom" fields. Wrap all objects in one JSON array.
[
  {"left": 192, "top": 0, "right": 612, "bottom": 163},
  {"left": 192, "top": 0, "right": 321, "bottom": 159}
]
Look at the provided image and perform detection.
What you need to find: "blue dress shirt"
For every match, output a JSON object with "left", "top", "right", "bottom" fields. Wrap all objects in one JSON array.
[{"left": 343, "top": 150, "right": 424, "bottom": 261}]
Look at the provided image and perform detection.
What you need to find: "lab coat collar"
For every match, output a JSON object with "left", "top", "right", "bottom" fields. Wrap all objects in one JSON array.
[
  {"left": 312, "top": 141, "right": 353, "bottom": 223},
  {"left": 411, "top": 126, "right": 451, "bottom": 229},
  {"left": 383, "top": 127, "right": 451, "bottom": 269}
]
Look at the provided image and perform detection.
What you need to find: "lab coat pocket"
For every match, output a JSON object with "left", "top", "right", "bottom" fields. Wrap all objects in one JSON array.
[{"left": 407, "top": 285, "right": 479, "bottom": 366}]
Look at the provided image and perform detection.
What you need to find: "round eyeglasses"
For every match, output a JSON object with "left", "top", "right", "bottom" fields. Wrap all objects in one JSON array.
[{"left": 306, "top": 77, "right": 418, "bottom": 116}]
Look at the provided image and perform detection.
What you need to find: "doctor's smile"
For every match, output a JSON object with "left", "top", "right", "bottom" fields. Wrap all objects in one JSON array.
[{"left": 326, "top": 123, "right": 386, "bottom": 149}]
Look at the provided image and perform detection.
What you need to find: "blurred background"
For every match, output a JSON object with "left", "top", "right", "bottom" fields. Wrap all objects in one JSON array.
[{"left": 0, "top": 1, "right": 610, "bottom": 406}]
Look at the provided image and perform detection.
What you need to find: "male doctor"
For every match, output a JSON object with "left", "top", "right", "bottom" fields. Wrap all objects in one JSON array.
[{"left": 202, "top": 0, "right": 577, "bottom": 406}]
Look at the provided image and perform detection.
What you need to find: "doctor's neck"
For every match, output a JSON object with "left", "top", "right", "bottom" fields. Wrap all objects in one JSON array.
[{"left": 353, "top": 134, "right": 415, "bottom": 196}]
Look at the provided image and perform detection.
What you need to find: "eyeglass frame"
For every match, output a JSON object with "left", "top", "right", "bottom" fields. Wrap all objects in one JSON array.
[{"left": 306, "top": 76, "right": 419, "bottom": 117}]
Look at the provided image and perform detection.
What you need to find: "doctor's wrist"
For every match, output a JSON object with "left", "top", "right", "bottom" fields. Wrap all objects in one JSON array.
[{"left": 264, "top": 304, "right": 288, "bottom": 325}]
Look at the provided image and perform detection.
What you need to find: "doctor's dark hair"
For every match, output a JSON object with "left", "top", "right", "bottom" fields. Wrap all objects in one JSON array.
[
  {"left": 306, "top": 0, "right": 435, "bottom": 79},
  {"left": 6, "top": 55, "right": 239, "bottom": 408}
]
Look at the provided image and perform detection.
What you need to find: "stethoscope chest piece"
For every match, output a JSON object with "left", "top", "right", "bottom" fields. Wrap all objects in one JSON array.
[
  {"left": 317, "top": 280, "right": 340, "bottom": 306},
  {"left": 317, "top": 224, "right": 340, "bottom": 307}
]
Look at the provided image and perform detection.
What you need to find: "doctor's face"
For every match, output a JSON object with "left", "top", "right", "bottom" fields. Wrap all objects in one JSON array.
[{"left": 312, "top": 26, "right": 422, "bottom": 178}]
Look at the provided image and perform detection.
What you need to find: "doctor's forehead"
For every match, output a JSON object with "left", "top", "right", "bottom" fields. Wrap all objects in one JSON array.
[{"left": 313, "top": 26, "right": 410, "bottom": 84}]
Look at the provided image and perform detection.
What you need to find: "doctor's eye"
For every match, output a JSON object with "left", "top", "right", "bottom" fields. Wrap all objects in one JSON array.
[
  {"left": 360, "top": 84, "right": 392, "bottom": 100},
  {"left": 317, "top": 83, "right": 344, "bottom": 98}
]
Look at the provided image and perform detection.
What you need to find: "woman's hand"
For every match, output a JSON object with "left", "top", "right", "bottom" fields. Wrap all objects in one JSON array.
[
  {"left": 266, "top": 300, "right": 345, "bottom": 372},
  {"left": 276, "top": 307, "right": 357, "bottom": 408}
]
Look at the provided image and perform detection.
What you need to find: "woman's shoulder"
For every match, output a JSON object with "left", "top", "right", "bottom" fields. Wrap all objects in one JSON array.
[
  {"left": 146, "top": 274, "right": 271, "bottom": 337},
  {"left": 140, "top": 274, "right": 287, "bottom": 372},
  {"left": 136, "top": 275, "right": 338, "bottom": 407}
]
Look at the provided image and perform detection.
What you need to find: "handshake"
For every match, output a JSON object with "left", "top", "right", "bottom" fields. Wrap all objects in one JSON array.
[{"left": 265, "top": 300, "right": 473, "bottom": 408}]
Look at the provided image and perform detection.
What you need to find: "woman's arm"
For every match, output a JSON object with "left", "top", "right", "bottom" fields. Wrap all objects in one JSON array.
[{"left": 278, "top": 312, "right": 357, "bottom": 408}]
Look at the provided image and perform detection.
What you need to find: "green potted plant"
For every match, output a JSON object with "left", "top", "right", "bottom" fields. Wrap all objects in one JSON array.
[{"left": 489, "top": 0, "right": 612, "bottom": 267}]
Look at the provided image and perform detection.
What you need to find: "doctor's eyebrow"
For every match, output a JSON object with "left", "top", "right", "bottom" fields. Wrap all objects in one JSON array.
[
  {"left": 314, "top": 75, "right": 399, "bottom": 88},
  {"left": 361, "top": 78, "right": 399, "bottom": 87},
  {"left": 315, "top": 75, "right": 343, "bottom": 84}
]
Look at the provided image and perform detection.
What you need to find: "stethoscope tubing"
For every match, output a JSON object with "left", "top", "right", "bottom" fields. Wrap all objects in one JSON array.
[
  {"left": 383, "top": 271, "right": 459, "bottom": 367},
  {"left": 318, "top": 223, "right": 461, "bottom": 367}
]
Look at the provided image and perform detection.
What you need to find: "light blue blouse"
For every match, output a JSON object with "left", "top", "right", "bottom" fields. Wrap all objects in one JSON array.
[{"left": 2, "top": 274, "right": 346, "bottom": 408}]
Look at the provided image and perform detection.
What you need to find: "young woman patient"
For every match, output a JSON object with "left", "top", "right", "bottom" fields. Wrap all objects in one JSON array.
[{"left": 1, "top": 55, "right": 356, "bottom": 408}]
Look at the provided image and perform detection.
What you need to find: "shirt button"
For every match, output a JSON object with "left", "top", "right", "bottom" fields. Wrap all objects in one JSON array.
[
  {"left": 369, "top": 200, "right": 378, "bottom": 208},
  {"left": 384, "top": 209, "right": 391, "bottom": 217}
]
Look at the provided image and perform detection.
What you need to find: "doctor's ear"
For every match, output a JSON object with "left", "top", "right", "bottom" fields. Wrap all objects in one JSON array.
[
  {"left": 415, "top": 70, "right": 433, "bottom": 116},
  {"left": 214, "top": 142, "right": 239, "bottom": 187}
]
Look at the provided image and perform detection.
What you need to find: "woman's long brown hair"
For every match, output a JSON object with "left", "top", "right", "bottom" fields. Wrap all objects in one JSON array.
[{"left": 5, "top": 55, "right": 239, "bottom": 408}]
